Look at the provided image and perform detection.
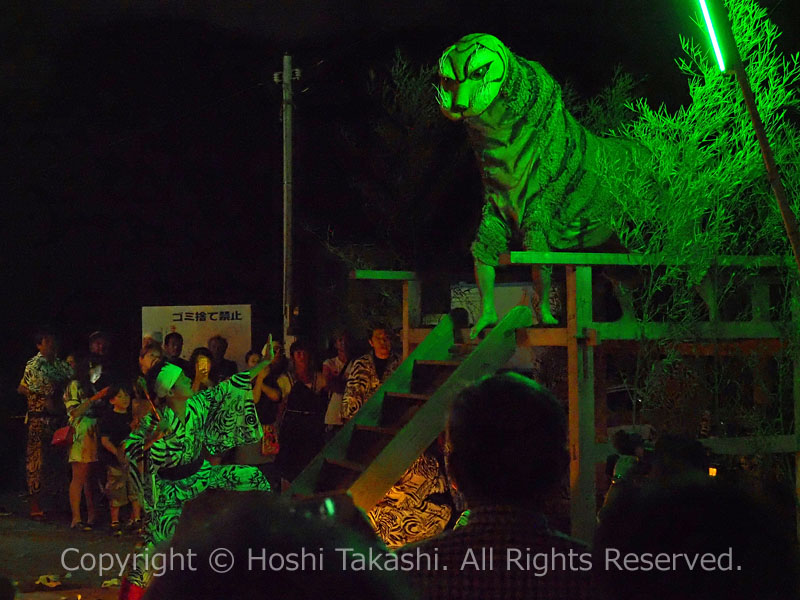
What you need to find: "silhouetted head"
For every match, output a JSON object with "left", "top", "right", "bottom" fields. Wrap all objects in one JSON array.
[
  {"left": 446, "top": 372, "right": 568, "bottom": 507},
  {"left": 164, "top": 332, "right": 184, "bottom": 359},
  {"left": 594, "top": 478, "right": 799, "bottom": 600},
  {"left": 144, "top": 491, "right": 414, "bottom": 600}
]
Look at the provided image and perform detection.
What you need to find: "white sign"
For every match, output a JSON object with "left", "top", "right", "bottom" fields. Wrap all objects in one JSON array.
[
  {"left": 142, "top": 305, "right": 252, "bottom": 371},
  {"left": 450, "top": 282, "right": 542, "bottom": 371},
  {"left": 450, "top": 282, "right": 536, "bottom": 328}
]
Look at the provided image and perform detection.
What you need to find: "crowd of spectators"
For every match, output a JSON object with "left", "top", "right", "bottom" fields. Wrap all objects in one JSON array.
[
  {"left": 11, "top": 326, "right": 800, "bottom": 599},
  {"left": 13, "top": 327, "right": 403, "bottom": 525}
]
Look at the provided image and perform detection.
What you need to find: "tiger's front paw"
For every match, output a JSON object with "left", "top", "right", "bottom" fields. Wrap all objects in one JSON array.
[
  {"left": 470, "top": 310, "right": 499, "bottom": 339},
  {"left": 538, "top": 301, "right": 558, "bottom": 325}
]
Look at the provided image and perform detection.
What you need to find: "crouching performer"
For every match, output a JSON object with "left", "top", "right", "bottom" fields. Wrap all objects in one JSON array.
[{"left": 118, "top": 358, "right": 272, "bottom": 599}]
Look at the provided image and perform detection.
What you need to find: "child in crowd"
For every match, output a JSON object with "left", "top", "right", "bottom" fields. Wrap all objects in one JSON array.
[
  {"left": 98, "top": 384, "right": 142, "bottom": 535},
  {"left": 63, "top": 356, "right": 100, "bottom": 530}
]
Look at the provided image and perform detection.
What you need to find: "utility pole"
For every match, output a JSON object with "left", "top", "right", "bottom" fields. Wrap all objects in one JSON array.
[{"left": 274, "top": 55, "right": 301, "bottom": 344}]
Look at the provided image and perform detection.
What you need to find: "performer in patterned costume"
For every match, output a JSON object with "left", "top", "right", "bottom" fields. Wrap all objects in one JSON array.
[
  {"left": 19, "top": 332, "right": 73, "bottom": 518},
  {"left": 342, "top": 326, "right": 452, "bottom": 549},
  {"left": 437, "top": 33, "right": 647, "bottom": 336},
  {"left": 118, "top": 358, "right": 272, "bottom": 599}
]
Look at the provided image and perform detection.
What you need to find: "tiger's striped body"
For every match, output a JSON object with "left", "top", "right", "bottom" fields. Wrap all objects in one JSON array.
[
  {"left": 438, "top": 33, "right": 644, "bottom": 265},
  {"left": 438, "top": 34, "right": 645, "bottom": 330}
]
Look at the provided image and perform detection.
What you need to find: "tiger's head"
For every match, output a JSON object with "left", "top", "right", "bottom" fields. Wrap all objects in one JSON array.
[{"left": 437, "top": 33, "right": 510, "bottom": 121}]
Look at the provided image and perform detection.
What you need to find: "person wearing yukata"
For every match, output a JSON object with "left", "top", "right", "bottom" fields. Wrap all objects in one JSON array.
[
  {"left": 63, "top": 356, "right": 102, "bottom": 530},
  {"left": 117, "top": 347, "right": 274, "bottom": 600},
  {"left": 18, "top": 331, "right": 73, "bottom": 519},
  {"left": 341, "top": 325, "right": 452, "bottom": 550},
  {"left": 341, "top": 326, "right": 401, "bottom": 421}
]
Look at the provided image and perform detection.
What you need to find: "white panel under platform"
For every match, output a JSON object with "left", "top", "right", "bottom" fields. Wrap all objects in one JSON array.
[{"left": 450, "top": 282, "right": 559, "bottom": 373}]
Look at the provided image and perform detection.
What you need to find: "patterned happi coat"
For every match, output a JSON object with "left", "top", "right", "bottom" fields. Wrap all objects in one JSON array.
[
  {"left": 21, "top": 352, "right": 73, "bottom": 495},
  {"left": 342, "top": 352, "right": 452, "bottom": 549},
  {"left": 125, "top": 373, "right": 270, "bottom": 587}
]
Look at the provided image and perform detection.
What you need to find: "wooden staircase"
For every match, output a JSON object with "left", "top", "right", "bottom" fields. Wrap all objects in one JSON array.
[{"left": 287, "top": 305, "right": 534, "bottom": 511}]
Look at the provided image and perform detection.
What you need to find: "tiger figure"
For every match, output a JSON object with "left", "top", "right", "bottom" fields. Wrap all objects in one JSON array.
[{"left": 437, "top": 33, "right": 647, "bottom": 336}]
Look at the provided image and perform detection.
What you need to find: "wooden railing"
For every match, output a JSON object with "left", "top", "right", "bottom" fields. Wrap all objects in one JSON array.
[{"left": 346, "top": 255, "right": 799, "bottom": 541}]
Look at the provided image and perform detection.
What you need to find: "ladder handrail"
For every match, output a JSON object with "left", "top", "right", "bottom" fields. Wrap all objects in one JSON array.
[
  {"left": 349, "top": 305, "right": 533, "bottom": 511},
  {"left": 287, "top": 306, "right": 534, "bottom": 511},
  {"left": 287, "top": 311, "right": 456, "bottom": 498}
]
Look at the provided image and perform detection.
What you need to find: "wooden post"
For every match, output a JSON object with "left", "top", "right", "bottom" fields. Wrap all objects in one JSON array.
[
  {"left": 792, "top": 285, "right": 800, "bottom": 543},
  {"left": 567, "top": 265, "right": 597, "bottom": 541},
  {"left": 795, "top": 361, "right": 800, "bottom": 544},
  {"left": 595, "top": 347, "right": 608, "bottom": 444},
  {"left": 734, "top": 62, "right": 800, "bottom": 278},
  {"left": 567, "top": 265, "right": 579, "bottom": 506}
]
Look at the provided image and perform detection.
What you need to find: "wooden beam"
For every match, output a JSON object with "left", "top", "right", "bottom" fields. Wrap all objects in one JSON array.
[
  {"left": 412, "top": 327, "right": 599, "bottom": 348},
  {"left": 699, "top": 435, "right": 799, "bottom": 455},
  {"left": 674, "top": 339, "right": 785, "bottom": 356},
  {"left": 507, "top": 251, "right": 784, "bottom": 268},
  {"left": 413, "top": 325, "right": 788, "bottom": 349},
  {"left": 413, "top": 326, "right": 786, "bottom": 349},
  {"left": 412, "top": 327, "right": 571, "bottom": 347},
  {"left": 594, "top": 320, "right": 785, "bottom": 341},
  {"left": 516, "top": 327, "right": 569, "bottom": 347},
  {"left": 350, "top": 269, "right": 417, "bottom": 280}
]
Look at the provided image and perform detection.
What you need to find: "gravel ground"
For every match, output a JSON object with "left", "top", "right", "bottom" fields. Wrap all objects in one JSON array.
[{"left": 0, "top": 491, "right": 137, "bottom": 599}]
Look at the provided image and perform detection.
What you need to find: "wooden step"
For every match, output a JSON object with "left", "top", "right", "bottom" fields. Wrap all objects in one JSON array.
[
  {"left": 326, "top": 458, "right": 366, "bottom": 471},
  {"left": 287, "top": 306, "right": 534, "bottom": 517},
  {"left": 449, "top": 343, "right": 479, "bottom": 358},
  {"left": 292, "top": 489, "right": 350, "bottom": 503},
  {"left": 414, "top": 360, "right": 461, "bottom": 367},
  {"left": 315, "top": 458, "right": 365, "bottom": 493},
  {"left": 411, "top": 360, "right": 461, "bottom": 395},
  {"left": 286, "top": 311, "right": 461, "bottom": 502},
  {"left": 346, "top": 426, "right": 399, "bottom": 465},
  {"left": 381, "top": 392, "right": 429, "bottom": 427}
]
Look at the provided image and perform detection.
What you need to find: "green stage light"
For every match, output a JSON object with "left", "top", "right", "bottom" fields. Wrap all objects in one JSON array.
[{"left": 699, "top": 0, "right": 727, "bottom": 71}]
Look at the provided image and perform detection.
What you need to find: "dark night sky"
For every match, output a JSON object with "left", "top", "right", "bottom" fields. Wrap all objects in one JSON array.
[{"left": 2, "top": 0, "right": 799, "bottom": 392}]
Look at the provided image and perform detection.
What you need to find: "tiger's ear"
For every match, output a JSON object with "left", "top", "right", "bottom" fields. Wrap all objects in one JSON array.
[{"left": 496, "top": 54, "right": 514, "bottom": 100}]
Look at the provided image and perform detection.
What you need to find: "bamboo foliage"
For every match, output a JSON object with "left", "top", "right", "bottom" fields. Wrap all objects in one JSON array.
[
  {"left": 611, "top": 0, "right": 799, "bottom": 265},
  {"left": 600, "top": 0, "right": 800, "bottom": 458}
]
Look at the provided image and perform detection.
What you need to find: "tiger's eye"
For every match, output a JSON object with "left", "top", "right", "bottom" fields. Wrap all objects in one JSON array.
[{"left": 470, "top": 64, "right": 490, "bottom": 80}]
